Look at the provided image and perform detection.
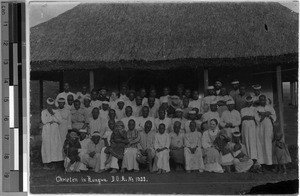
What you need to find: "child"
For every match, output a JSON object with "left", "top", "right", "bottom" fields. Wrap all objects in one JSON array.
[
  {"left": 63, "top": 129, "right": 81, "bottom": 172},
  {"left": 272, "top": 131, "right": 291, "bottom": 174},
  {"left": 214, "top": 130, "right": 233, "bottom": 172}
]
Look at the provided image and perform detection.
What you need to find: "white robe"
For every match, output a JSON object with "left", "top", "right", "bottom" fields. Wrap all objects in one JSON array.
[
  {"left": 83, "top": 106, "right": 93, "bottom": 123},
  {"left": 240, "top": 106, "right": 260, "bottom": 160},
  {"left": 184, "top": 131, "right": 204, "bottom": 170},
  {"left": 71, "top": 108, "right": 85, "bottom": 130},
  {"left": 256, "top": 105, "right": 276, "bottom": 165},
  {"left": 220, "top": 110, "right": 241, "bottom": 139},
  {"left": 99, "top": 109, "right": 109, "bottom": 121},
  {"left": 90, "top": 100, "right": 102, "bottom": 109},
  {"left": 41, "top": 109, "right": 63, "bottom": 163},
  {"left": 132, "top": 105, "right": 143, "bottom": 117},
  {"left": 137, "top": 116, "right": 155, "bottom": 131},
  {"left": 201, "top": 95, "right": 216, "bottom": 112},
  {"left": 57, "top": 108, "right": 72, "bottom": 144},
  {"left": 115, "top": 108, "right": 125, "bottom": 121},
  {"left": 76, "top": 92, "right": 90, "bottom": 103},
  {"left": 153, "top": 132, "right": 170, "bottom": 172}
]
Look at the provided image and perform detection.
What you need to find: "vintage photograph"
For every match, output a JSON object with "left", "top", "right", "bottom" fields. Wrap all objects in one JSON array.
[{"left": 29, "top": 1, "right": 298, "bottom": 194}]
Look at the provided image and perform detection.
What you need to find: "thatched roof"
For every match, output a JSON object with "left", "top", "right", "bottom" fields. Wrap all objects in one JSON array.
[{"left": 30, "top": 3, "right": 298, "bottom": 71}]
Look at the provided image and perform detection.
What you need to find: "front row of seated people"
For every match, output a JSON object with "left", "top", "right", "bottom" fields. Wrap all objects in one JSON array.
[{"left": 63, "top": 118, "right": 256, "bottom": 174}]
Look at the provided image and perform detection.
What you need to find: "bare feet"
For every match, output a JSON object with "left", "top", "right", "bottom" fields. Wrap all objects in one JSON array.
[
  {"left": 157, "top": 169, "right": 162, "bottom": 174},
  {"left": 186, "top": 170, "right": 191, "bottom": 173},
  {"left": 109, "top": 169, "right": 118, "bottom": 174},
  {"left": 120, "top": 168, "right": 125, "bottom": 173}
]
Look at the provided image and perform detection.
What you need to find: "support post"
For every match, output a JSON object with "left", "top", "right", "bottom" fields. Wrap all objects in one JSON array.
[
  {"left": 59, "top": 71, "right": 64, "bottom": 92},
  {"left": 89, "top": 70, "right": 94, "bottom": 91},
  {"left": 203, "top": 69, "right": 209, "bottom": 96},
  {"left": 290, "top": 82, "right": 294, "bottom": 105},
  {"left": 39, "top": 79, "right": 43, "bottom": 112},
  {"left": 276, "top": 65, "right": 285, "bottom": 140}
]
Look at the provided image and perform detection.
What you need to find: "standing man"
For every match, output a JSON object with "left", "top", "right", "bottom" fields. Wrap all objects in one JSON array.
[
  {"left": 71, "top": 99, "right": 85, "bottom": 130},
  {"left": 90, "top": 89, "right": 102, "bottom": 109},
  {"left": 188, "top": 90, "right": 202, "bottom": 114},
  {"left": 57, "top": 98, "right": 72, "bottom": 144},
  {"left": 202, "top": 86, "right": 216, "bottom": 113},
  {"left": 160, "top": 87, "right": 170, "bottom": 105},
  {"left": 235, "top": 84, "right": 248, "bottom": 112},
  {"left": 76, "top": 86, "right": 90, "bottom": 104},
  {"left": 214, "top": 80, "right": 222, "bottom": 96},
  {"left": 229, "top": 80, "right": 240, "bottom": 101}
]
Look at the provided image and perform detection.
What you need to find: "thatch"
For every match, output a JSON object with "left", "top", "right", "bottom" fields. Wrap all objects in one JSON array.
[{"left": 30, "top": 3, "right": 298, "bottom": 71}]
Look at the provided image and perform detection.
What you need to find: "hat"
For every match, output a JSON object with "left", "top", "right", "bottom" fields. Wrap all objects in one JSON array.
[
  {"left": 233, "top": 132, "right": 241, "bottom": 137},
  {"left": 92, "top": 131, "right": 101, "bottom": 137},
  {"left": 252, "top": 84, "right": 261, "bottom": 90},
  {"left": 188, "top": 110, "right": 196, "bottom": 114},
  {"left": 79, "top": 129, "right": 87, "bottom": 133},
  {"left": 84, "top": 96, "right": 91, "bottom": 101},
  {"left": 210, "top": 100, "right": 218, "bottom": 105},
  {"left": 231, "top": 81, "right": 239, "bottom": 85},
  {"left": 68, "top": 129, "right": 78, "bottom": 134},
  {"left": 207, "top": 86, "right": 214, "bottom": 90},
  {"left": 245, "top": 96, "right": 253, "bottom": 102},
  {"left": 226, "top": 100, "right": 235, "bottom": 105},
  {"left": 162, "top": 97, "right": 169, "bottom": 103},
  {"left": 57, "top": 98, "right": 65, "bottom": 103},
  {"left": 46, "top": 98, "right": 55, "bottom": 105},
  {"left": 175, "top": 108, "right": 183, "bottom": 112},
  {"left": 102, "top": 101, "right": 109, "bottom": 105}
]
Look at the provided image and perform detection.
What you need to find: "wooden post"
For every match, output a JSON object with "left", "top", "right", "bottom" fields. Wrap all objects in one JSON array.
[
  {"left": 295, "top": 82, "right": 298, "bottom": 107},
  {"left": 59, "top": 71, "right": 64, "bottom": 92},
  {"left": 203, "top": 69, "right": 209, "bottom": 96},
  {"left": 89, "top": 70, "right": 94, "bottom": 91},
  {"left": 39, "top": 79, "right": 43, "bottom": 112},
  {"left": 276, "top": 65, "right": 285, "bottom": 140},
  {"left": 290, "top": 82, "right": 294, "bottom": 105}
]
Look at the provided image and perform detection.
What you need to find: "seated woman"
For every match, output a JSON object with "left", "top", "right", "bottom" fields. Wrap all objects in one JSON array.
[
  {"left": 201, "top": 119, "right": 223, "bottom": 173},
  {"left": 214, "top": 130, "right": 234, "bottom": 172},
  {"left": 63, "top": 129, "right": 81, "bottom": 172},
  {"left": 230, "top": 132, "right": 254, "bottom": 173},
  {"left": 184, "top": 121, "right": 205, "bottom": 173},
  {"left": 153, "top": 123, "right": 171, "bottom": 174},
  {"left": 121, "top": 119, "right": 141, "bottom": 173},
  {"left": 105, "top": 121, "right": 129, "bottom": 174}
]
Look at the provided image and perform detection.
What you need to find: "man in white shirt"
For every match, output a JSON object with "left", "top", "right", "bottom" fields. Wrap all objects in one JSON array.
[
  {"left": 76, "top": 86, "right": 90, "bottom": 104},
  {"left": 154, "top": 109, "right": 172, "bottom": 133},
  {"left": 137, "top": 106, "right": 155, "bottom": 131},
  {"left": 132, "top": 95, "right": 143, "bottom": 117},
  {"left": 90, "top": 90, "right": 102, "bottom": 109},
  {"left": 220, "top": 100, "right": 241, "bottom": 139},
  {"left": 88, "top": 108, "right": 107, "bottom": 136},
  {"left": 159, "top": 87, "right": 170, "bottom": 105},
  {"left": 121, "top": 106, "right": 137, "bottom": 131},
  {"left": 188, "top": 90, "right": 202, "bottom": 114}
]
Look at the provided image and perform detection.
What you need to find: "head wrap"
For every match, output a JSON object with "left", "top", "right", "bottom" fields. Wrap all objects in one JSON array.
[
  {"left": 245, "top": 96, "right": 253, "bottom": 102},
  {"left": 210, "top": 100, "right": 218, "bottom": 105},
  {"left": 171, "top": 95, "right": 179, "bottom": 99},
  {"left": 207, "top": 86, "right": 214, "bottom": 90},
  {"left": 233, "top": 132, "right": 241, "bottom": 137},
  {"left": 175, "top": 108, "right": 183, "bottom": 112},
  {"left": 102, "top": 101, "right": 109, "bottom": 105},
  {"left": 252, "top": 84, "right": 261, "bottom": 90},
  {"left": 188, "top": 110, "right": 196, "bottom": 114},
  {"left": 92, "top": 131, "right": 101, "bottom": 137},
  {"left": 79, "top": 129, "right": 87, "bottom": 133},
  {"left": 57, "top": 98, "right": 65, "bottom": 103},
  {"left": 117, "top": 99, "right": 125, "bottom": 103},
  {"left": 84, "top": 96, "right": 91, "bottom": 101},
  {"left": 47, "top": 98, "right": 55, "bottom": 105},
  {"left": 231, "top": 81, "right": 239, "bottom": 85},
  {"left": 226, "top": 100, "right": 235, "bottom": 105}
]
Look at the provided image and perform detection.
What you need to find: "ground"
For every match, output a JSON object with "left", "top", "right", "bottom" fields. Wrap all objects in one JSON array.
[{"left": 29, "top": 81, "right": 298, "bottom": 194}]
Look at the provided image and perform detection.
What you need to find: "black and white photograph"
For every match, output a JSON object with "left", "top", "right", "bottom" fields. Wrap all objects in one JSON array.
[{"left": 29, "top": 1, "right": 298, "bottom": 194}]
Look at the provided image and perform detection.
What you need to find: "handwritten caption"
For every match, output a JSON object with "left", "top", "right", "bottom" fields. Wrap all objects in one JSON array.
[{"left": 56, "top": 175, "right": 149, "bottom": 184}]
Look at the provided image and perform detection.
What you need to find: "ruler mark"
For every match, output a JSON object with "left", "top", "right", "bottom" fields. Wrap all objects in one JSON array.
[
  {"left": 9, "top": 85, "right": 14, "bottom": 128},
  {"left": 14, "top": 128, "right": 19, "bottom": 170}
]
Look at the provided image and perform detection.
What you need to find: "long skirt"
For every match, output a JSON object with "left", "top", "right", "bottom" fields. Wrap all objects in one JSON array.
[
  {"left": 100, "top": 147, "right": 119, "bottom": 170},
  {"left": 170, "top": 148, "right": 185, "bottom": 165},
  {"left": 184, "top": 147, "right": 204, "bottom": 170},
  {"left": 122, "top": 147, "right": 139, "bottom": 170},
  {"left": 233, "top": 158, "right": 253, "bottom": 173},
  {"left": 155, "top": 149, "right": 170, "bottom": 172},
  {"left": 41, "top": 123, "right": 63, "bottom": 163},
  {"left": 242, "top": 120, "right": 259, "bottom": 160},
  {"left": 272, "top": 143, "right": 291, "bottom": 164},
  {"left": 59, "top": 120, "right": 69, "bottom": 146},
  {"left": 257, "top": 118, "right": 273, "bottom": 165}
]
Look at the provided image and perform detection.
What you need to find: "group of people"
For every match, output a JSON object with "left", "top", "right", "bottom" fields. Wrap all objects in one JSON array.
[{"left": 40, "top": 80, "right": 291, "bottom": 174}]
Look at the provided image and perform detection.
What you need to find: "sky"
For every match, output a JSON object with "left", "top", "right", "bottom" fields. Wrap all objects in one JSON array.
[{"left": 29, "top": 1, "right": 299, "bottom": 27}]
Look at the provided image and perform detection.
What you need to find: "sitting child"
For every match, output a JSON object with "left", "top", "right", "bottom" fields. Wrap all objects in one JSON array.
[
  {"left": 272, "top": 131, "right": 291, "bottom": 174},
  {"left": 230, "top": 132, "right": 253, "bottom": 173},
  {"left": 214, "top": 130, "right": 233, "bottom": 172},
  {"left": 63, "top": 129, "right": 81, "bottom": 172}
]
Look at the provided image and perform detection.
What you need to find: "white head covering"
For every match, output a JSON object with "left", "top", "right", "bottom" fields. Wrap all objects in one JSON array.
[
  {"left": 175, "top": 108, "right": 183, "bottom": 112},
  {"left": 84, "top": 96, "right": 91, "bottom": 101},
  {"left": 233, "top": 132, "right": 241, "bottom": 137},
  {"left": 117, "top": 99, "right": 125, "bottom": 103},
  {"left": 79, "top": 129, "right": 87, "bottom": 133},
  {"left": 226, "top": 100, "right": 235, "bottom": 105},
  {"left": 207, "top": 86, "right": 214, "bottom": 90},
  {"left": 245, "top": 96, "right": 253, "bottom": 102},
  {"left": 252, "top": 84, "right": 261, "bottom": 90},
  {"left": 171, "top": 95, "right": 179, "bottom": 99},
  {"left": 231, "top": 81, "right": 239, "bottom": 85},
  {"left": 210, "top": 100, "right": 218, "bottom": 105},
  {"left": 92, "top": 131, "right": 101, "bottom": 137},
  {"left": 57, "top": 98, "right": 65, "bottom": 103},
  {"left": 47, "top": 98, "right": 55, "bottom": 105},
  {"left": 188, "top": 110, "right": 196, "bottom": 114},
  {"left": 102, "top": 101, "right": 109, "bottom": 105},
  {"left": 162, "top": 97, "right": 169, "bottom": 103}
]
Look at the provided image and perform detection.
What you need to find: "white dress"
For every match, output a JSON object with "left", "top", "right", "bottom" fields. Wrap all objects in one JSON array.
[
  {"left": 184, "top": 131, "right": 204, "bottom": 171},
  {"left": 240, "top": 106, "right": 260, "bottom": 160},
  {"left": 41, "top": 109, "right": 63, "bottom": 163},
  {"left": 57, "top": 108, "right": 72, "bottom": 144},
  {"left": 256, "top": 105, "right": 276, "bottom": 165},
  {"left": 153, "top": 132, "right": 170, "bottom": 172}
]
